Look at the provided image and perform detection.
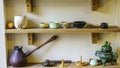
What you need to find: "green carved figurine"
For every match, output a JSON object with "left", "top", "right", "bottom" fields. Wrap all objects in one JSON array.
[{"left": 95, "top": 41, "right": 118, "bottom": 66}]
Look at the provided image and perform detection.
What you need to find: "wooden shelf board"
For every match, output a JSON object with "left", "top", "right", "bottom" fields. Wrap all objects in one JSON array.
[
  {"left": 5, "top": 28, "right": 120, "bottom": 33},
  {"left": 8, "top": 63, "right": 120, "bottom": 68}
]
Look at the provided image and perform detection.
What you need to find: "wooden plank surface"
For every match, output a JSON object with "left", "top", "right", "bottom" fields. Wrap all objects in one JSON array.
[
  {"left": 8, "top": 63, "right": 120, "bottom": 68},
  {"left": 5, "top": 28, "right": 120, "bottom": 33}
]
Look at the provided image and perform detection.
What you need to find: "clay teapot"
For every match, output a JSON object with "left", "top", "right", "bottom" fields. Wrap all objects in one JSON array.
[
  {"left": 9, "top": 35, "right": 58, "bottom": 67},
  {"left": 101, "top": 41, "right": 112, "bottom": 53}
]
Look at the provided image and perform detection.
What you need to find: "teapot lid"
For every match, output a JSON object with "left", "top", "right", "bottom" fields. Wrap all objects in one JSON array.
[
  {"left": 14, "top": 46, "right": 23, "bottom": 50},
  {"left": 101, "top": 41, "right": 112, "bottom": 52}
]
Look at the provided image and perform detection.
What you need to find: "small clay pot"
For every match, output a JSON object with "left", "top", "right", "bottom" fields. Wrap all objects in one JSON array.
[
  {"left": 61, "top": 22, "right": 72, "bottom": 29},
  {"left": 100, "top": 23, "right": 108, "bottom": 29}
]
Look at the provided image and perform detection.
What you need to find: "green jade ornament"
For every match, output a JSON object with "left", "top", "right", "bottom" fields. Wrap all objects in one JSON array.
[{"left": 95, "top": 41, "right": 118, "bottom": 66}]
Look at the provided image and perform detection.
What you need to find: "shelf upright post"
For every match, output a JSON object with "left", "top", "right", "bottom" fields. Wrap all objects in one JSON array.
[
  {"left": 28, "top": 33, "right": 33, "bottom": 45},
  {"left": 91, "top": 33, "right": 99, "bottom": 44},
  {"left": 91, "top": 0, "right": 99, "bottom": 11}
]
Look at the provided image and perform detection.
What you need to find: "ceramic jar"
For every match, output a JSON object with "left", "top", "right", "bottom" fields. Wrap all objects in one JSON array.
[{"left": 14, "top": 16, "right": 28, "bottom": 29}]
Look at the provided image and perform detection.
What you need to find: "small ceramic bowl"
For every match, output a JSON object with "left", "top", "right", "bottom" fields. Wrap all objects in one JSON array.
[
  {"left": 73, "top": 21, "right": 86, "bottom": 28},
  {"left": 61, "top": 22, "right": 72, "bottom": 29},
  {"left": 40, "top": 23, "right": 49, "bottom": 28}
]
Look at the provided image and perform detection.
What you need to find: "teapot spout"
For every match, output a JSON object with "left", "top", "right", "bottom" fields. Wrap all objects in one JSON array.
[{"left": 25, "top": 51, "right": 32, "bottom": 57}]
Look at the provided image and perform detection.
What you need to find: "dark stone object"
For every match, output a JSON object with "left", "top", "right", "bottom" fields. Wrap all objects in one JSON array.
[{"left": 41, "top": 60, "right": 56, "bottom": 67}]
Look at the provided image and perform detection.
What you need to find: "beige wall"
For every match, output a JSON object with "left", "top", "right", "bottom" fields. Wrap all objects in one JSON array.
[{"left": 0, "top": 0, "right": 120, "bottom": 67}]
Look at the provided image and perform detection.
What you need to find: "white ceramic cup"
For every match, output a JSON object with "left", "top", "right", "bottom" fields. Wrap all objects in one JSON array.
[
  {"left": 90, "top": 59, "right": 98, "bottom": 66},
  {"left": 14, "top": 16, "right": 28, "bottom": 29}
]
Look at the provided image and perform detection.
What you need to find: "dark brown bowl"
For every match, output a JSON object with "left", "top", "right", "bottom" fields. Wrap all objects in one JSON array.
[{"left": 73, "top": 21, "right": 86, "bottom": 28}]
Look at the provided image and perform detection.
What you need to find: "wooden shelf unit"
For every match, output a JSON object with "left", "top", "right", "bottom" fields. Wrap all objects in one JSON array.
[{"left": 2, "top": 0, "right": 118, "bottom": 68}]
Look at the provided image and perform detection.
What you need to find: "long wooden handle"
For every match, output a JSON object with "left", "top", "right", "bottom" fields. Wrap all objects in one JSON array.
[{"left": 26, "top": 35, "right": 58, "bottom": 57}]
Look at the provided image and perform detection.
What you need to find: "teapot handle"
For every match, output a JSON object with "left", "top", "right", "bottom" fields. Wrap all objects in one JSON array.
[{"left": 26, "top": 35, "right": 58, "bottom": 57}]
